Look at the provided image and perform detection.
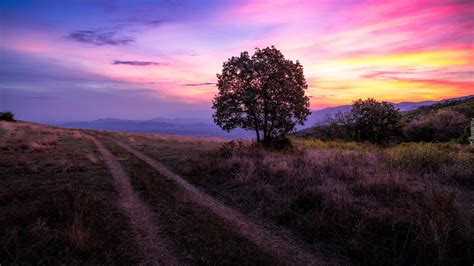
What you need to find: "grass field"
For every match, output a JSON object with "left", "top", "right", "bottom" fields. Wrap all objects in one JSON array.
[
  {"left": 110, "top": 131, "right": 474, "bottom": 265},
  {"left": 0, "top": 122, "right": 138, "bottom": 264},
  {"left": 1, "top": 121, "right": 473, "bottom": 265}
]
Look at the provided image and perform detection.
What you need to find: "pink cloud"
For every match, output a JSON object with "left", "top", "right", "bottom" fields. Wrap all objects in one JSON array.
[{"left": 3, "top": 0, "right": 472, "bottom": 111}]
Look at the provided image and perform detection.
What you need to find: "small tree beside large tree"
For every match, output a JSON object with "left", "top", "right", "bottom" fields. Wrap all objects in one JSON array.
[
  {"left": 212, "top": 46, "right": 310, "bottom": 146},
  {"left": 305, "top": 98, "right": 402, "bottom": 144},
  {"left": 350, "top": 98, "right": 402, "bottom": 143}
]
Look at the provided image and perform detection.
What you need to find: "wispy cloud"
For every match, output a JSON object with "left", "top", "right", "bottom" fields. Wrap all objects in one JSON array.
[
  {"left": 173, "top": 50, "right": 199, "bottom": 56},
  {"left": 68, "top": 30, "right": 134, "bottom": 46},
  {"left": 112, "top": 60, "right": 166, "bottom": 66},
  {"left": 182, "top": 82, "right": 215, "bottom": 87},
  {"left": 361, "top": 70, "right": 415, "bottom": 79},
  {"left": 2, "top": 0, "right": 473, "bottom": 117},
  {"left": 123, "top": 17, "right": 166, "bottom": 27}
]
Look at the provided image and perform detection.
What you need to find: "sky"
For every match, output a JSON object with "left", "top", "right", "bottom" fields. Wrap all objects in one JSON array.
[{"left": 0, "top": 0, "right": 473, "bottom": 122}]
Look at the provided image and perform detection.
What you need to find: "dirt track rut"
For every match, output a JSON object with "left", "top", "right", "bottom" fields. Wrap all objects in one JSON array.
[
  {"left": 93, "top": 138, "right": 179, "bottom": 265},
  {"left": 113, "top": 139, "right": 324, "bottom": 266}
]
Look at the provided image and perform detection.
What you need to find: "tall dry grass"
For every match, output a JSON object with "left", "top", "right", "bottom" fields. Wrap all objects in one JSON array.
[
  {"left": 1, "top": 121, "right": 138, "bottom": 264},
  {"left": 166, "top": 141, "right": 473, "bottom": 265},
  {"left": 0, "top": 121, "right": 98, "bottom": 152}
]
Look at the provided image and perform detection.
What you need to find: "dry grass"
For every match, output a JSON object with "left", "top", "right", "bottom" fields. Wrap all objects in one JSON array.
[
  {"left": 0, "top": 122, "right": 138, "bottom": 264},
  {"left": 0, "top": 121, "right": 95, "bottom": 152},
  {"left": 119, "top": 135, "right": 473, "bottom": 265},
  {"left": 84, "top": 152, "right": 99, "bottom": 164},
  {"left": 105, "top": 129, "right": 226, "bottom": 144},
  {"left": 102, "top": 139, "right": 278, "bottom": 265},
  {"left": 292, "top": 138, "right": 373, "bottom": 151},
  {"left": 2, "top": 121, "right": 472, "bottom": 264}
]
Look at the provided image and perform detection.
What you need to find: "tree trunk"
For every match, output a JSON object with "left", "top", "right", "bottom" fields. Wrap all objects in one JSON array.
[
  {"left": 262, "top": 87, "right": 269, "bottom": 147},
  {"left": 262, "top": 129, "right": 272, "bottom": 147},
  {"left": 254, "top": 118, "right": 261, "bottom": 143},
  {"left": 262, "top": 125, "right": 267, "bottom": 145},
  {"left": 263, "top": 109, "right": 270, "bottom": 146}
]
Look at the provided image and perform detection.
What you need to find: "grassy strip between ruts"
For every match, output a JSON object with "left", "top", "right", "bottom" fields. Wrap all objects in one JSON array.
[{"left": 103, "top": 138, "right": 278, "bottom": 265}]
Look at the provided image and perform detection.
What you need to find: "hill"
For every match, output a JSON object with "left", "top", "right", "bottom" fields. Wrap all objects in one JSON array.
[
  {"left": 1, "top": 120, "right": 472, "bottom": 265},
  {"left": 403, "top": 95, "right": 474, "bottom": 120},
  {"left": 301, "top": 99, "right": 437, "bottom": 128},
  {"left": 296, "top": 95, "right": 473, "bottom": 140},
  {"left": 55, "top": 99, "right": 441, "bottom": 137}
]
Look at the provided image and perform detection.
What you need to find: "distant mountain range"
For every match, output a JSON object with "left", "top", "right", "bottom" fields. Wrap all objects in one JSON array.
[
  {"left": 57, "top": 96, "right": 472, "bottom": 138},
  {"left": 58, "top": 118, "right": 254, "bottom": 139},
  {"left": 300, "top": 100, "right": 437, "bottom": 129},
  {"left": 302, "top": 95, "right": 474, "bottom": 128}
]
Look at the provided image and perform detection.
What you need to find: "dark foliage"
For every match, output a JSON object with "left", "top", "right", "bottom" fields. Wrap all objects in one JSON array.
[
  {"left": 298, "top": 96, "right": 473, "bottom": 144},
  {"left": 296, "top": 111, "right": 353, "bottom": 141},
  {"left": 403, "top": 96, "right": 474, "bottom": 120},
  {"left": 300, "top": 99, "right": 402, "bottom": 144},
  {"left": 212, "top": 46, "right": 310, "bottom": 146},
  {"left": 349, "top": 98, "right": 402, "bottom": 143},
  {"left": 0, "top": 112, "right": 15, "bottom": 122},
  {"left": 403, "top": 109, "right": 470, "bottom": 142}
]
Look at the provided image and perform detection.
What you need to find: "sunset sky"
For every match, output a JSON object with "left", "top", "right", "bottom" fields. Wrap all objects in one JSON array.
[{"left": 0, "top": 0, "right": 473, "bottom": 122}]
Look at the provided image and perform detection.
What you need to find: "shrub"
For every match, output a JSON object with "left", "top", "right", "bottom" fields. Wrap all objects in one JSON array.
[
  {"left": 268, "top": 136, "right": 293, "bottom": 150},
  {"left": 350, "top": 98, "right": 402, "bottom": 143},
  {"left": 403, "top": 110, "right": 469, "bottom": 142},
  {"left": 303, "top": 99, "right": 402, "bottom": 144},
  {"left": 0, "top": 111, "right": 15, "bottom": 122},
  {"left": 384, "top": 142, "right": 451, "bottom": 173},
  {"left": 307, "top": 111, "right": 355, "bottom": 141}
]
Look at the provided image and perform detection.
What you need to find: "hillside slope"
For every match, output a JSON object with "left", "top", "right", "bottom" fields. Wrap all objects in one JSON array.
[
  {"left": 0, "top": 121, "right": 324, "bottom": 265},
  {"left": 1, "top": 121, "right": 472, "bottom": 265},
  {"left": 295, "top": 95, "right": 473, "bottom": 139},
  {"left": 403, "top": 95, "right": 474, "bottom": 120},
  {"left": 302, "top": 99, "right": 437, "bottom": 128}
]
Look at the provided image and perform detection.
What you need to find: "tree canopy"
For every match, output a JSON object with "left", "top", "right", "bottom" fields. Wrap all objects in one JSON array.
[
  {"left": 349, "top": 98, "right": 402, "bottom": 143},
  {"left": 300, "top": 98, "right": 402, "bottom": 144},
  {"left": 212, "top": 46, "right": 310, "bottom": 145}
]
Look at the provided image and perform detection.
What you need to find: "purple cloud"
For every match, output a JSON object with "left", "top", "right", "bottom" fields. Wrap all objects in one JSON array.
[
  {"left": 182, "top": 82, "right": 215, "bottom": 86},
  {"left": 68, "top": 30, "right": 134, "bottom": 46},
  {"left": 112, "top": 60, "right": 166, "bottom": 66}
]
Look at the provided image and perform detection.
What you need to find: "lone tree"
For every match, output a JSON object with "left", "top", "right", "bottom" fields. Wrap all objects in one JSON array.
[{"left": 212, "top": 46, "right": 310, "bottom": 146}]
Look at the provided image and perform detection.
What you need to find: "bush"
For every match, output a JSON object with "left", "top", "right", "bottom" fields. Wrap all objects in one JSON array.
[
  {"left": 302, "top": 99, "right": 402, "bottom": 144},
  {"left": 268, "top": 136, "right": 292, "bottom": 150},
  {"left": 385, "top": 142, "right": 451, "bottom": 173},
  {"left": 307, "top": 111, "right": 355, "bottom": 141},
  {"left": 403, "top": 110, "right": 469, "bottom": 142},
  {"left": 0, "top": 111, "right": 15, "bottom": 122},
  {"left": 350, "top": 98, "right": 402, "bottom": 143}
]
